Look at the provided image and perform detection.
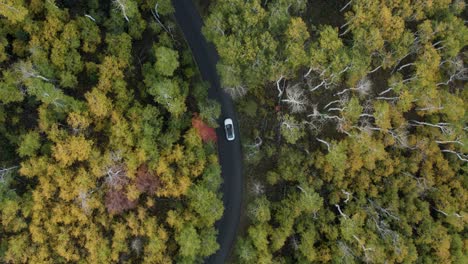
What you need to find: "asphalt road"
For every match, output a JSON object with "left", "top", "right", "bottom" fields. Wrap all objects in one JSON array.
[{"left": 172, "top": 1, "right": 243, "bottom": 263}]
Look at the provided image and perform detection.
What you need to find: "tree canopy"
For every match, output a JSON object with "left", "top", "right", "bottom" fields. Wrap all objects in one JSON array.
[
  {"left": 0, "top": 1, "right": 223, "bottom": 263},
  {"left": 204, "top": 0, "right": 467, "bottom": 263}
]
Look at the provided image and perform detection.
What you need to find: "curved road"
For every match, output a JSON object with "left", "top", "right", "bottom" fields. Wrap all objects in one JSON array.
[{"left": 172, "top": 1, "right": 243, "bottom": 263}]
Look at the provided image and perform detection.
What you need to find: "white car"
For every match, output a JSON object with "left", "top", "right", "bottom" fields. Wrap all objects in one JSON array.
[{"left": 224, "top": 118, "right": 235, "bottom": 141}]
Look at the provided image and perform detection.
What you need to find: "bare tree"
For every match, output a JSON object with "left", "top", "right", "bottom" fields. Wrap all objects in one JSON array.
[
  {"left": 77, "top": 190, "right": 91, "bottom": 214},
  {"left": 282, "top": 84, "right": 309, "bottom": 113},
  {"left": 105, "top": 164, "right": 129, "bottom": 188},
  {"left": 338, "top": 241, "right": 356, "bottom": 261},
  {"left": 150, "top": 3, "right": 172, "bottom": 36},
  {"left": 403, "top": 172, "right": 430, "bottom": 195},
  {"left": 244, "top": 136, "right": 263, "bottom": 162},
  {"left": 303, "top": 119, "right": 325, "bottom": 136},
  {"left": 281, "top": 118, "right": 300, "bottom": 131},
  {"left": 289, "top": 236, "right": 300, "bottom": 251},
  {"left": 224, "top": 85, "right": 247, "bottom": 99},
  {"left": 304, "top": 65, "right": 341, "bottom": 92},
  {"left": 410, "top": 120, "right": 452, "bottom": 134},
  {"left": 353, "top": 235, "right": 374, "bottom": 263},
  {"left": 112, "top": 0, "right": 130, "bottom": 21},
  {"left": 15, "top": 61, "right": 50, "bottom": 82},
  {"left": 371, "top": 216, "right": 401, "bottom": 254},
  {"left": 441, "top": 149, "right": 468, "bottom": 162},
  {"left": 335, "top": 76, "right": 372, "bottom": 97},
  {"left": 437, "top": 56, "right": 468, "bottom": 86},
  {"left": 131, "top": 237, "right": 143, "bottom": 256},
  {"left": 335, "top": 204, "right": 348, "bottom": 219},
  {"left": 0, "top": 166, "right": 18, "bottom": 184},
  {"left": 368, "top": 199, "right": 400, "bottom": 221},
  {"left": 250, "top": 181, "right": 265, "bottom": 195}
]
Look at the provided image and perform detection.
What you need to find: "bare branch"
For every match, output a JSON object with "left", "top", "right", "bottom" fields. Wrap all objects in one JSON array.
[
  {"left": 224, "top": 85, "right": 247, "bottom": 99},
  {"left": 435, "top": 139, "right": 464, "bottom": 146},
  {"left": 0, "top": 166, "right": 18, "bottom": 184},
  {"left": 441, "top": 150, "right": 468, "bottom": 162},
  {"left": 276, "top": 75, "right": 284, "bottom": 97},
  {"left": 340, "top": 0, "right": 353, "bottom": 12},
  {"left": 335, "top": 204, "right": 348, "bottom": 219},
  {"left": 316, "top": 138, "right": 331, "bottom": 152},
  {"left": 379, "top": 87, "right": 393, "bottom": 96},
  {"left": 342, "top": 190, "right": 352, "bottom": 203},
  {"left": 410, "top": 121, "right": 452, "bottom": 134},
  {"left": 432, "top": 207, "right": 448, "bottom": 216},
  {"left": 112, "top": 0, "right": 130, "bottom": 22},
  {"left": 335, "top": 76, "right": 372, "bottom": 97},
  {"left": 84, "top": 14, "right": 96, "bottom": 22}
]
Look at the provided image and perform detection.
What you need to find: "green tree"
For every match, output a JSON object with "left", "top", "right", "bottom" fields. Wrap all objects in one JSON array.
[
  {"left": 0, "top": 0, "right": 28, "bottom": 24},
  {"left": 154, "top": 46, "right": 179, "bottom": 77},
  {"left": 280, "top": 114, "right": 305, "bottom": 144},
  {"left": 175, "top": 224, "right": 201, "bottom": 263},
  {"left": 187, "top": 184, "right": 223, "bottom": 226},
  {"left": 17, "top": 131, "right": 41, "bottom": 158}
]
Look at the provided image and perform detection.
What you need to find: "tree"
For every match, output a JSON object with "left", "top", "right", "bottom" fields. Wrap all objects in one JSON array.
[
  {"left": 85, "top": 88, "right": 113, "bottom": 118},
  {"left": 0, "top": 0, "right": 28, "bottom": 24},
  {"left": 105, "top": 189, "right": 137, "bottom": 214},
  {"left": 135, "top": 164, "right": 160, "bottom": 195},
  {"left": 298, "top": 226, "right": 318, "bottom": 262},
  {"left": 17, "top": 131, "right": 41, "bottom": 158},
  {"left": 0, "top": 70, "right": 24, "bottom": 104},
  {"left": 198, "top": 227, "right": 220, "bottom": 258},
  {"left": 187, "top": 184, "right": 223, "bottom": 226},
  {"left": 284, "top": 17, "right": 309, "bottom": 71},
  {"left": 247, "top": 196, "right": 271, "bottom": 224},
  {"left": 105, "top": 33, "right": 133, "bottom": 66},
  {"left": 280, "top": 114, "right": 305, "bottom": 144},
  {"left": 112, "top": 0, "right": 138, "bottom": 22},
  {"left": 77, "top": 16, "right": 101, "bottom": 53},
  {"left": 192, "top": 115, "right": 217, "bottom": 143},
  {"left": 148, "top": 77, "right": 187, "bottom": 116},
  {"left": 52, "top": 135, "right": 92, "bottom": 167},
  {"left": 282, "top": 84, "right": 308, "bottom": 113},
  {"left": 154, "top": 46, "right": 179, "bottom": 77},
  {"left": 175, "top": 224, "right": 201, "bottom": 263},
  {"left": 198, "top": 99, "right": 221, "bottom": 128}
]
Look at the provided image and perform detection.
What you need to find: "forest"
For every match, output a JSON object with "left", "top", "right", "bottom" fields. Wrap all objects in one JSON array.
[
  {"left": 1, "top": 0, "right": 467, "bottom": 264},
  {"left": 202, "top": 0, "right": 467, "bottom": 263},
  {"left": 0, "top": 0, "right": 224, "bottom": 263}
]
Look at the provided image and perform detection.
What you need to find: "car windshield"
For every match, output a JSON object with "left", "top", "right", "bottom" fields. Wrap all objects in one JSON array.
[{"left": 226, "top": 124, "right": 233, "bottom": 137}]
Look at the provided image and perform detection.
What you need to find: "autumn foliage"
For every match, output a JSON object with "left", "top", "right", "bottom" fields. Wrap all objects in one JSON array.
[
  {"left": 0, "top": 1, "right": 225, "bottom": 262},
  {"left": 105, "top": 189, "right": 137, "bottom": 215},
  {"left": 192, "top": 114, "right": 217, "bottom": 143},
  {"left": 136, "top": 164, "right": 160, "bottom": 195}
]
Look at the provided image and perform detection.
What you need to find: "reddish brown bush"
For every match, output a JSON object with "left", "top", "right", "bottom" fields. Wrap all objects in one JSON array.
[
  {"left": 136, "top": 164, "right": 160, "bottom": 195},
  {"left": 192, "top": 114, "right": 217, "bottom": 143},
  {"left": 105, "top": 189, "right": 137, "bottom": 215}
]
